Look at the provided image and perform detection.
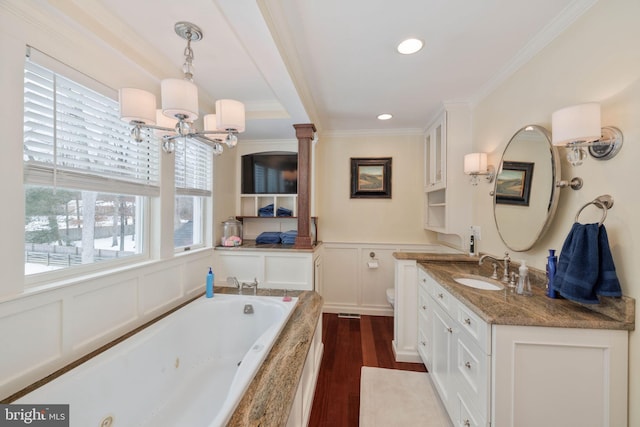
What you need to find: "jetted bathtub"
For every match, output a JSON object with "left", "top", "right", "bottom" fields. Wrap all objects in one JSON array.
[{"left": 16, "top": 293, "right": 298, "bottom": 427}]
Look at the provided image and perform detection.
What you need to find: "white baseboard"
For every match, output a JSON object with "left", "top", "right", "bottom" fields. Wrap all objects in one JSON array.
[
  {"left": 322, "top": 303, "right": 393, "bottom": 317},
  {"left": 392, "top": 340, "right": 422, "bottom": 363}
]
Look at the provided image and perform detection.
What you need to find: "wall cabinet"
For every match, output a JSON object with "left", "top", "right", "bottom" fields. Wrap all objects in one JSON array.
[{"left": 423, "top": 103, "right": 472, "bottom": 238}]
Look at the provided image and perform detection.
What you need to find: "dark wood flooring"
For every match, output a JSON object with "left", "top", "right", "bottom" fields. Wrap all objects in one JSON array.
[{"left": 308, "top": 314, "right": 426, "bottom": 427}]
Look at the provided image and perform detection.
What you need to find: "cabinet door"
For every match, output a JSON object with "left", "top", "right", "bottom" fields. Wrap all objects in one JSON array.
[
  {"left": 425, "top": 113, "right": 446, "bottom": 191},
  {"left": 430, "top": 301, "right": 454, "bottom": 410}
]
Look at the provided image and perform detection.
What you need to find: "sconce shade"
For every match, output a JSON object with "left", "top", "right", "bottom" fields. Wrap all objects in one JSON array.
[
  {"left": 216, "top": 99, "right": 245, "bottom": 132},
  {"left": 464, "top": 152, "right": 488, "bottom": 174},
  {"left": 161, "top": 78, "right": 199, "bottom": 121},
  {"left": 119, "top": 88, "right": 156, "bottom": 124},
  {"left": 552, "top": 103, "right": 601, "bottom": 146}
]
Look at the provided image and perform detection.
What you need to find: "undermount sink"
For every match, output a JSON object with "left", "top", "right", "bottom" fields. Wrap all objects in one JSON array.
[{"left": 453, "top": 276, "right": 505, "bottom": 291}]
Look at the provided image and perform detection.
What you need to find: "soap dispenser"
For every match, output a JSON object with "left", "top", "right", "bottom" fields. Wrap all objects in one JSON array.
[{"left": 516, "top": 260, "right": 532, "bottom": 296}]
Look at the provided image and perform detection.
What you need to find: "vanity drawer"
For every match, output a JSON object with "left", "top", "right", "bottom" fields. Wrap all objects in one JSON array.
[
  {"left": 456, "top": 330, "right": 489, "bottom": 422},
  {"left": 455, "top": 392, "right": 485, "bottom": 427},
  {"left": 456, "top": 301, "right": 490, "bottom": 353},
  {"left": 430, "top": 280, "right": 452, "bottom": 312},
  {"left": 417, "top": 266, "right": 431, "bottom": 292}
]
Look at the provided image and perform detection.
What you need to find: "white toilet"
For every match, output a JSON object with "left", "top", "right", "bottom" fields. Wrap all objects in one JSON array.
[{"left": 386, "top": 288, "right": 395, "bottom": 308}]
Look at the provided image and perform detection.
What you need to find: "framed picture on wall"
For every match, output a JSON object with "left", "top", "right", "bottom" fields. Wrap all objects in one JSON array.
[
  {"left": 350, "top": 157, "right": 392, "bottom": 198},
  {"left": 495, "top": 161, "right": 534, "bottom": 206}
]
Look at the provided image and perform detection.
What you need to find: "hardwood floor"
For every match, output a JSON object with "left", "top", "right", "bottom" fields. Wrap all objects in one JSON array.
[{"left": 308, "top": 314, "right": 426, "bottom": 427}]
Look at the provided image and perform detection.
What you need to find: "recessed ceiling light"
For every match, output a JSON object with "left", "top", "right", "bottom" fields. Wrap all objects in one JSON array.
[
  {"left": 377, "top": 113, "right": 393, "bottom": 120},
  {"left": 397, "top": 38, "right": 424, "bottom": 55}
]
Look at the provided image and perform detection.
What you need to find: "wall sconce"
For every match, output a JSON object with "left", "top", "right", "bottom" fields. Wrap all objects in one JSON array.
[
  {"left": 551, "top": 103, "right": 623, "bottom": 166},
  {"left": 464, "top": 153, "right": 495, "bottom": 185}
]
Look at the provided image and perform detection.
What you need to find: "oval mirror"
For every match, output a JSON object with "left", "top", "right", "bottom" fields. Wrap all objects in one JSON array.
[{"left": 493, "top": 125, "right": 560, "bottom": 251}]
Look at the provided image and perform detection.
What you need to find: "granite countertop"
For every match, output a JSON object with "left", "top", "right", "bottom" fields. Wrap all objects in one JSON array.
[
  {"left": 418, "top": 260, "right": 635, "bottom": 331},
  {"left": 222, "top": 287, "right": 323, "bottom": 426},
  {"left": 215, "top": 240, "right": 322, "bottom": 252}
]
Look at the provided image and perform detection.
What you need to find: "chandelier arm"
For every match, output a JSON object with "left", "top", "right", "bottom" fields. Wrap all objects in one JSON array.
[
  {"left": 193, "top": 135, "right": 224, "bottom": 146},
  {"left": 132, "top": 123, "right": 176, "bottom": 133}
]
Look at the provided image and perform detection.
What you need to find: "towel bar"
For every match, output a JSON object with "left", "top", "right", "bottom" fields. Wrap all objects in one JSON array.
[{"left": 575, "top": 195, "right": 614, "bottom": 226}]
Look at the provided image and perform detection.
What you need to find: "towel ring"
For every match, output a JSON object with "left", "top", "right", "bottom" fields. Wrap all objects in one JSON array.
[{"left": 575, "top": 195, "right": 614, "bottom": 226}]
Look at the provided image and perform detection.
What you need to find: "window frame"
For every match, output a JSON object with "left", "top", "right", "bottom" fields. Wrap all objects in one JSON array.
[{"left": 23, "top": 48, "right": 158, "bottom": 287}]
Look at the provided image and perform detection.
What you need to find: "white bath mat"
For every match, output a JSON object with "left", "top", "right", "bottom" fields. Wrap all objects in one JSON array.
[{"left": 359, "top": 367, "right": 451, "bottom": 427}]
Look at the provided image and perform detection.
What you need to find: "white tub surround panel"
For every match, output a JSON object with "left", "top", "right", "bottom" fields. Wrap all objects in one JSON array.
[
  {"left": 0, "top": 302, "right": 62, "bottom": 387},
  {"left": 0, "top": 250, "right": 214, "bottom": 401},
  {"left": 71, "top": 279, "right": 138, "bottom": 352},
  {"left": 140, "top": 266, "right": 183, "bottom": 316}
]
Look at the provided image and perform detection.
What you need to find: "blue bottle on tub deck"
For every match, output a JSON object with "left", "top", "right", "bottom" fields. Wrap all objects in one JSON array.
[
  {"left": 206, "top": 267, "right": 214, "bottom": 298},
  {"left": 546, "top": 249, "right": 558, "bottom": 298}
]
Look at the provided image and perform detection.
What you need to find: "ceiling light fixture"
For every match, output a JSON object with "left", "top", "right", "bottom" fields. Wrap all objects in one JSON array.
[
  {"left": 397, "top": 38, "right": 424, "bottom": 55},
  {"left": 118, "top": 22, "right": 245, "bottom": 155},
  {"left": 377, "top": 113, "right": 393, "bottom": 120}
]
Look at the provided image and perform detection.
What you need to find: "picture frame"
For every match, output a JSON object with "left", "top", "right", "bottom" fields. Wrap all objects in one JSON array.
[
  {"left": 350, "top": 157, "right": 392, "bottom": 199},
  {"left": 495, "top": 161, "right": 534, "bottom": 206}
]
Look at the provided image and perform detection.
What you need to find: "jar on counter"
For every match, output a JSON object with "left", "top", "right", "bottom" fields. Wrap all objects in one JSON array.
[{"left": 221, "top": 217, "right": 243, "bottom": 247}]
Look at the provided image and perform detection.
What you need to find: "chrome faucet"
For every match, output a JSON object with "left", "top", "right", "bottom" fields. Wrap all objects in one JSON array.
[
  {"left": 240, "top": 278, "right": 259, "bottom": 295},
  {"left": 479, "top": 252, "right": 511, "bottom": 283},
  {"left": 227, "top": 276, "right": 241, "bottom": 294}
]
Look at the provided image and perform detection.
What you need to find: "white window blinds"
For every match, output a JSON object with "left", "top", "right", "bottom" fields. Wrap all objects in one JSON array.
[
  {"left": 175, "top": 138, "right": 213, "bottom": 197},
  {"left": 23, "top": 51, "right": 160, "bottom": 196}
]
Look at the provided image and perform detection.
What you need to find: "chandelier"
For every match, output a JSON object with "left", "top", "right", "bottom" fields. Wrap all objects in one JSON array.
[{"left": 118, "top": 21, "right": 245, "bottom": 155}]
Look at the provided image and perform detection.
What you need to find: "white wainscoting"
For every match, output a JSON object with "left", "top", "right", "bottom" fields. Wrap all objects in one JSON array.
[
  {"left": 319, "top": 242, "right": 459, "bottom": 316},
  {"left": 0, "top": 250, "right": 213, "bottom": 400}
]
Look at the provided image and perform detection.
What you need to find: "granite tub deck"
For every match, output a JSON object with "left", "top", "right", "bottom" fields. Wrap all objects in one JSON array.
[
  {"left": 408, "top": 254, "right": 634, "bottom": 331},
  {"left": 226, "top": 288, "right": 322, "bottom": 426}
]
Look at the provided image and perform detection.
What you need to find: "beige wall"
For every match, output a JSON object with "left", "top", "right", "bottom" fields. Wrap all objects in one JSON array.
[
  {"left": 315, "top": 132, "right": 438, "bottom": 244},
  {"left": 471, "top": 0, "right": 639, "bottom": 423}
]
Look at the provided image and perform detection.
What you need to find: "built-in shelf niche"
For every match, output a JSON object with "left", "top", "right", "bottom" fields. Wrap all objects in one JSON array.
[{"left": 239, "top": 194, "right": 298, "bottom": 217}]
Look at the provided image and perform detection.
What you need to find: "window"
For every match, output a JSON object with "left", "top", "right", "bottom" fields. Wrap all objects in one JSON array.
[
  {"left": 23, "top": 48, "right": 159, "bottom": 277},
  {"left": 173, "top": 137, "right": 212, "bottom": 250}
]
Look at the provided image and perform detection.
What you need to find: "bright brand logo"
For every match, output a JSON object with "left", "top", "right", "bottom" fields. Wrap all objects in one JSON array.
[{"left": 0, "top": 405, "right": 69, "bottom": 426}]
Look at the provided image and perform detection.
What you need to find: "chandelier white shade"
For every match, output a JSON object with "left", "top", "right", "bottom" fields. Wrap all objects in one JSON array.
[
  {"left": 215, "top": 99, "right": 245, "bottom": 132},
  {"left": 160, "top": 78, "right": 199, "bottom": 121},
  {"left": 119, "top": 88, "right": 156, "bottom": 124},
  {"left": 118, "top": 21, "right": 245, "bottom": 156},
  {"left": 551, "top": 103, "right": 601, "bottom": 146}
]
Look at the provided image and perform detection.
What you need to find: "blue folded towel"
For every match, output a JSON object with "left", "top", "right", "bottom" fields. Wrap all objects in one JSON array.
[
  {"left": 552, "top": 223, "right": 621, "bottom": 304},
  {"left": 256, "top": 231, "right": 282, "bottom": 244},
  {"left": 258, "top": 204, "right": 274, "bottom": 217},
  {"left": 280, "top": 230, "right": 297, "bottom": 245},
  {"left": 276, "top": 206, "right": 293, "bottom": 217}
]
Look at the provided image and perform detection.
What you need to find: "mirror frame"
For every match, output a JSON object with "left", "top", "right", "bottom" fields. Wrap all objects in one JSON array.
[{"left": 493, "top": 125, "right": 560, "bottom": 252}]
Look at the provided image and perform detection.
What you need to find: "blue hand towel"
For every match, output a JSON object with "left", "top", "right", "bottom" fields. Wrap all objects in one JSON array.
[
  {"left": 256, "top": 231, "right": 282, "bottom": 244},
  {"left": 596, "top": 225, "right": 622, "bottom": 297},
  {"left": 553, "top": 223, "right": 621, "bottom": 304}
]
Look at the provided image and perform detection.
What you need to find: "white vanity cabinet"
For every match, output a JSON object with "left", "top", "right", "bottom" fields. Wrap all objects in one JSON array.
[
  {"left": 492, "top": 325, "right": 628, "bottom": 427},
  {"left": 422, "top": 270, "right": 491, "bottom": 427},
  {"left": 417, "top": 265, "right": 630, "bottom": 427}
]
